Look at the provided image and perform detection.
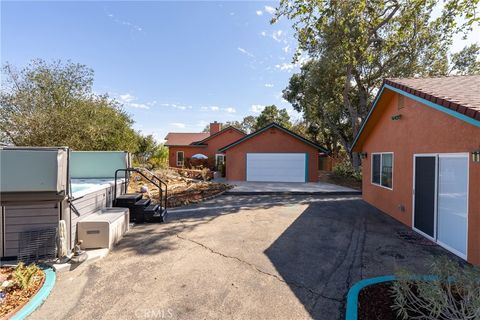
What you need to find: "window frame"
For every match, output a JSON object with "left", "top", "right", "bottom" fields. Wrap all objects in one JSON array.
[
  {"left": 215, "top": 154, "right": 225, "bottom": 170},
  {"left": 176, "top": 151, "right": 185, "bottom": 167},
  {"left": 371, "top": 152, "right": 394, "bottom": 190}
]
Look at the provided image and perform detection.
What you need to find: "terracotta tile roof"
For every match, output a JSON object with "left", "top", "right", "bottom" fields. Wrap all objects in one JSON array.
[
  {"left": 385, "top": 75, "right": 480, "bottom": 121},
  {"left": 164, "top": 133, "right": 210, "bottom": 146}
]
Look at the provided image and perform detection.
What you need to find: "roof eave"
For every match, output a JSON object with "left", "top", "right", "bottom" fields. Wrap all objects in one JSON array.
[
  {"left": 219, "top": 123, "right": 329, "bottom": 153},
  {"left": 165, "top": 144, "right": 207, "bottom": 147},
  {"left": 196, "top": 126, "right": 246, "bottom": 144},
  {"left": 351, "top": 80, "right": 480, "bottom": 153}
]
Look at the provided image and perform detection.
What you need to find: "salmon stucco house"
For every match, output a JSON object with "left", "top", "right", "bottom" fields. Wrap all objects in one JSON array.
[
  {"left": 165, "top": 122, "right": 328, "bottom": 182},
  {"left": 165, "top": 122, "right": 245, "bottom": 169},
  {"left": 218, "top": 123, "right": 327, "bottom": 182},
  {"left": 352, "top": 75, "right": 480, "bottom": 265}
]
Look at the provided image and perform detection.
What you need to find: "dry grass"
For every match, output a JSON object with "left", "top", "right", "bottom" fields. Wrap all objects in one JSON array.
[
  {"left": 128, "top": 168, "right": 232, "bottom": 207},
  {"left": 0, "top": 267, "right": 45, "bottom": 318}
]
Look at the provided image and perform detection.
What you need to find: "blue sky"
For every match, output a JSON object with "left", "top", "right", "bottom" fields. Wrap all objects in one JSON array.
[{"left": 2, "top": 1, "right": 479, "bottom": 141}]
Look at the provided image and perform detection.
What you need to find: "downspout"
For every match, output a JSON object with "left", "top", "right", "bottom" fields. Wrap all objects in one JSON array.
[
  {"left": 2, "top": 206, "right": 5, "bottom": 258},
  {"left": 66, "top": 148, "right": 73, "bottom": 252}
]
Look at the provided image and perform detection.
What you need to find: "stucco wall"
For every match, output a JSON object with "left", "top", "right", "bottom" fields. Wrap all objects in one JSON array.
[
  {"left": 168, "top": 146, "right": 207, "bottom": 167},
  {"left": 168, "top": 129, "right": 245, "bottom": 168},
  {"left": 359, "top": 89, "right": 480, "bottom": 265},
  {"left": 224, "top": 127, "right": 319, "bottom": 182}
]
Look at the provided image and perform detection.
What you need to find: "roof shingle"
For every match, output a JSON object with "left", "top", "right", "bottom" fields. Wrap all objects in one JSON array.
[{"left": 385, "top": 75, "right": 480, "bottom": 121}]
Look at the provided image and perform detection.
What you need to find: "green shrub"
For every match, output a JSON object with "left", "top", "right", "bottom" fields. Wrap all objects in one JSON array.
[
  {"left": 332, "top": 161, "right": 361, "bottom": 181},
  {"left": 13, "top": 262, "right": 40, "bottom": 290},
  {"left": 391, "top": 257, "right": 480, "bottom": 320}
]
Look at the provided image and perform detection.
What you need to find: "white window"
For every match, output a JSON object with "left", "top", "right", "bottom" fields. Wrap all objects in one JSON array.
[
  {"left": 215, "top": 154, "right": 225, "bottom": 170},
  {"left": 176, "top": 151, "right": 185, "bottom": 167},
  {"left": 371, "top": 153, "right": 393, "bottom": 189}
]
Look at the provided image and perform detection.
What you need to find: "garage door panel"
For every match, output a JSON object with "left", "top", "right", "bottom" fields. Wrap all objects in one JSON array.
[{"left": 246, "top": 153, "right": 306, "bottom": 182}]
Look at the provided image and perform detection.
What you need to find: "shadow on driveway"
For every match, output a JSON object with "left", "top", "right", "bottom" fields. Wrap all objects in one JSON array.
[{"left": 264, "top": 198, "right": 461, "bottom": 319}]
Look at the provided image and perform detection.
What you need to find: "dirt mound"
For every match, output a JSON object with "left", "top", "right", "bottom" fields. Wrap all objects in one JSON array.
[{"left": 128, "top": 168, "right": 231, "bottom": 207}]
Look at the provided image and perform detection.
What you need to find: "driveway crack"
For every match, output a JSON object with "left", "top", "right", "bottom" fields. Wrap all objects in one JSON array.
[{"left": 175, "top": 233, "right": 342, "bottom": 304}]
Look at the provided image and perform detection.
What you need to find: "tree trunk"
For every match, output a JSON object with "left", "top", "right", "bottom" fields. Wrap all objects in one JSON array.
[{"left": 351, "top": 151, "right": 361, "bottom": 172}]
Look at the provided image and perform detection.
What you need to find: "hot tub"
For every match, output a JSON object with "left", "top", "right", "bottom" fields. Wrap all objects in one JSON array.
[{"left": 71, "top": 178, "right": 121, "bottom": 198}]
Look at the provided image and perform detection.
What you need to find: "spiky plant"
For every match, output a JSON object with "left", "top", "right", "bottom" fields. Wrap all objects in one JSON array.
[
  {"left": 391, "top": 257, "right": 480, "bottom": 320},
  {"left": 13, "top": 262, "right": 40, "bottom": 290}
]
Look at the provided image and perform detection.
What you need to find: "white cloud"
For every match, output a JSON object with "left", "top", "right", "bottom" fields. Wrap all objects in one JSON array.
[
  {"left": 272, "top": 30, "right": 284, "bottom": 42},
  {"left": 201, "top": 106, "right": 219, "bottom": 111},
  {"left": 170, "top": 122, "right": 186, "bottom": 129},
  {"left": 275, "top": 63, "right": 295, "bottom": 71},
  {"left": 118, "top": 93, "right": 151, "bottom": 109},
  {"left": 106, "top": 12, "right": 143, "bottom": 32},
  {"left": 283, "top": 45, "right": 290, "bottom": 53},
  {"left": 264, "top": 83, "right": 274, "bottom": 88},
  {"left": 251, "top": 104, "right": 265, "bottom": 113},
  {"left": 129, "top": 103, "right": 149, "bottom": 109},
  {"left": 261, "top": 30, "right": 288, "bottom": 44},
  {"left": 119, "top": 93, "right": 135, "bottom": 103},
  {"left": 264, "top": 5, "right": 276, "bottom": 15},
  {"left": 256, "top": 10, "right": 263, "bottom": 16},
  {"left": 161, "top": 103, "right": 192, "bottom": 110},
  {"left": 201, "top": 106, "right": 236, "bottom": 113},
  {"left": 237, "top": 47, "right": 255, "bottom": 58}
]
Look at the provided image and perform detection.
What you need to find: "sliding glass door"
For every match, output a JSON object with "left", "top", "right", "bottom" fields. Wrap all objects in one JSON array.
[
  {"left": 437, "top": 155, "right": 468, "bottom": 257},
  {"left": 413, "top": 154, "right": 468, "bottom": 259}
]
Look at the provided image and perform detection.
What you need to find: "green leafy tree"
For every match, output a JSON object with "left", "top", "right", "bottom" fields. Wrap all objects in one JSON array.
[
  {"left": 255, "top": 105, "right": 291, "bottom": 129},
  {"left": 148, "top": 144, "right": 169, "bottom": 169},
  {"left": 225, "top": 115, "right": 258, "bottom": 134},
  {"left": 449, "top": 44, "right": 480, "bottom": 75},
  {"left": 135, "top": 134, "right": 158, "bottom": 164},
  {"left": 0, "top": 60, "right": 139, "bottom": 152},
  {"left": 275, "top": 0, "right": 480, "bottom": 168}
]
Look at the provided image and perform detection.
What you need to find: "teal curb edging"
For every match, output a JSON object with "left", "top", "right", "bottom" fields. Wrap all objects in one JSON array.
[
  {"left": 11, "top": 268, "right": 56, "bottom": 320},
  {"left": 345, "top": 275, "right": 396, "bottom": 320},
  {"left": 345, "top": 274, "right": 439, "bottom": 319}
]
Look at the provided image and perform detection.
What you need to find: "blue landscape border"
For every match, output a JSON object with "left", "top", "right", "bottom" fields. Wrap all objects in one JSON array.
[
  {"left": 345, "top": 275, "right": 396, "bottom": 320},
  {"left": 11, "top": 267, "right": 56, "bottom": 320}
]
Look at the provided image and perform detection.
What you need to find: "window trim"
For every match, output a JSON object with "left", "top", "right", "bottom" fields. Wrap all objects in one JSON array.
[
  {"left": 215, "top": 154, "right": 225, "bottom": 165},
  {"left": 371, "top": 152, "right": 394, "bottom": 190},
  {"left": 176, "top": 151, "right": 185, "bottom": 167},
  {"left": 215, "top": 154, "right": 225, "bottom": 170}
]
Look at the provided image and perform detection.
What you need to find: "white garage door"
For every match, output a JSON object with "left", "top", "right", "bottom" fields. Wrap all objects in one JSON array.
[{"left": 246, "top": 153, "right": 307, "bottom": 182}]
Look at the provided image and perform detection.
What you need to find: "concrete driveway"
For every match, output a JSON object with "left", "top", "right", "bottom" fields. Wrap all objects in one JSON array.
[
  {"left": 224, "top": 181, "right": 359, "bottom": 195},
  {"left": 32, "top": 195, "right": 458, "bottom": 320}
]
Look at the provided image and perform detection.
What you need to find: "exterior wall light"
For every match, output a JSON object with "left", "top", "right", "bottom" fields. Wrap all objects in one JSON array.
[
  {"left": 472, "top": 150, "right": 480, "bottom": 163},
  {"left": 360, "top": 152, "right": 368, "bottom": 159}
]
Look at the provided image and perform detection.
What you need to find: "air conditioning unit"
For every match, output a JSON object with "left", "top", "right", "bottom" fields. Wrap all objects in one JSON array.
[{"left": 77, "top": 207, "right": 129, "bottom": 250}]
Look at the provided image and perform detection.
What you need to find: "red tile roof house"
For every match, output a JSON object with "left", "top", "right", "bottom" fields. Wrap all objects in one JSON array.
[
  {"left": 351, "top": 75, "right": 480, "bottom": 266},
  {"left": 165, "top": 122, "right": 328, "bottom": 182}
]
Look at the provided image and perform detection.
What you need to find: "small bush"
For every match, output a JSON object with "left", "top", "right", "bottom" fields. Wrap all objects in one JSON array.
[
  {"left": 391, "top": 257, "right": 480, "bottom": 320},
  {"left": 13, "top": 263, "right": 40, "bottom": 290},
  {"left": 201, "top": 168, "right": 209, "bottom": 181},
  {"left": 332, "top": 161, "right": 361, "bottom": 181}
]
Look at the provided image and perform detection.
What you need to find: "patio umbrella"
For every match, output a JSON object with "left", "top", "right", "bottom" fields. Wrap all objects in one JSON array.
[{"left": 191, "top": 154, "right": 208, "bottom": 159}]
